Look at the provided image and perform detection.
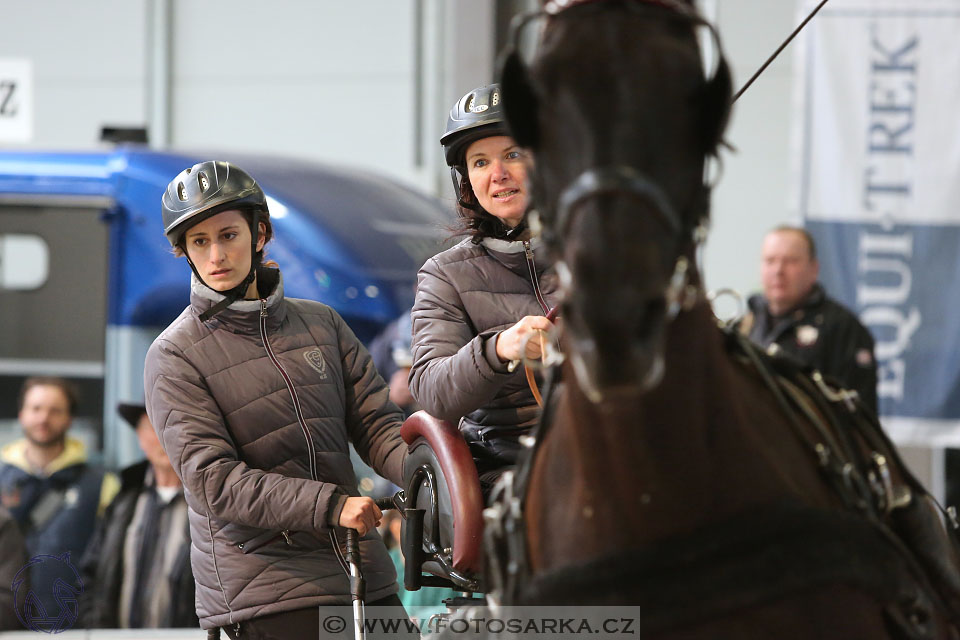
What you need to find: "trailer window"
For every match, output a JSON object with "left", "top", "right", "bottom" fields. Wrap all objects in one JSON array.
[{"left": 0, "top": 233, "right": 49, "bottom": 290}]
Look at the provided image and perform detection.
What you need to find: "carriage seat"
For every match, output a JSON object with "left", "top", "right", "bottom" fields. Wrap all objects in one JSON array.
[{"left": 400, "top": 411, "right": 484, "bottom": 589}]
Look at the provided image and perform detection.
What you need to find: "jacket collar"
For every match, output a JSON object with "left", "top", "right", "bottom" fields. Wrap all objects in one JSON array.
[
  {"left": 1, "top": 436, "right": 88, "bottom": 476},
  {"left": 480, "top": 235, "right": 545, "bottom": 254},
  {"left": 750, "top": 282, "right": 826, "bottom": 323},
  {"left": 476, "top": 234, "right": 552, "bottom": 278},
  {"left": 190, "top": 266, "right": 286, "bottom": 333}
]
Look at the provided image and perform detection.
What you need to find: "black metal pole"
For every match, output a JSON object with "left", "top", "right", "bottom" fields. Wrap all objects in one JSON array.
[{"left": 732, "top": 0, "right": 831, "bottom": 103}]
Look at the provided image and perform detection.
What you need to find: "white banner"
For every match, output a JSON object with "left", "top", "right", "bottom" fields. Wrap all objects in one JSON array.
[
  {"left": 791, "top": 0, "right": 960, "bottom": 445},
  {"left": 0, "top": 59, "right": 33, "bottom": 143}
]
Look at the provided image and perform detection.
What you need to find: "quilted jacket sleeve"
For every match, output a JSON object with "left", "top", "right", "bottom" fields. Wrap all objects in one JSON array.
[
  {"left": 144, "top": 338, "right": 345, "bottom": 534},
  {"left": 409, "top": 256, "right": 514, "bottom": 422},
  {"left": 333, "top": 309, "right": 407, "bottom": 487}
]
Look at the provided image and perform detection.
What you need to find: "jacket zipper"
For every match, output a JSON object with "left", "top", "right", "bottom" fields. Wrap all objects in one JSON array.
[
  {"left": 237, "top": 529, "right": 293, "bottom": 551},
  {"left": 523, "top": 240, "right": 550, "bottom": 315},
  {"left": 260, "top": 299, "right": 319, "bottom": 483}
]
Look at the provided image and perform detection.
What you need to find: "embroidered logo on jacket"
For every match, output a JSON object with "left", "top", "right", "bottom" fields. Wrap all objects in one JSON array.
[{"left": 304, "top": 348, "right": 329, "bottom": 379}]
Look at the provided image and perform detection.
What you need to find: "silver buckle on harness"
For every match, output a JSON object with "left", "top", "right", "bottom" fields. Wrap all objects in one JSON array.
[
  {"left": 811, "top": 371, "right": 858, "bottom": 412},
  {"left": 867, "top": 452, "right": 912, "bottom": 515},
  {"left": 947, "top": 506, "right": 960, "bottom": 531},
  {"left": 483, "top": 470, "right": 525, "bottom": 613}
]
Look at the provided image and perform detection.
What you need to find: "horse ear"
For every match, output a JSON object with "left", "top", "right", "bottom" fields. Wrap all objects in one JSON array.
[
  {"left": 700, "top": 54, "right": 733, "bottom": 155},
  {"left": 499, "top": 51, "right": 541, "bottom": 150}
]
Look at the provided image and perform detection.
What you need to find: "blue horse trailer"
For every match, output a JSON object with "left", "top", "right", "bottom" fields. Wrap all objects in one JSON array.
[{"left": 0, "top": 148, "right": 453, "bottom": 467}]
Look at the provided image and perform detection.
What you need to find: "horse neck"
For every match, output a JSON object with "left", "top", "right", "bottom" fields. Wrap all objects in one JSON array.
[
  {"left": 549, "top": 299, "right": 744, "bottom": 533},
  {"left": 562, "top": 297, "right": 730, "bottom": 431}
]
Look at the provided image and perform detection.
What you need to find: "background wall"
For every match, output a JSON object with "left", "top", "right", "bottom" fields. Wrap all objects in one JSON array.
[
  {"left": 0, "top": 0, "right": 497, "bottom": 196},
  {"left": 705, "top": 0, "right": 800, "bottom": 299},
  {"left": 0, "top": 0, "right": 801, "bottom": 302}
]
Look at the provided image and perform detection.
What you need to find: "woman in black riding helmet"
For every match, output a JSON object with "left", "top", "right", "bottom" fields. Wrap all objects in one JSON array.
[
  {"left": 409, "top": 84, "right": 560, "bottom": 498},
  {"left": 143, "top": 161, "right": 409, "bottom": 639}
]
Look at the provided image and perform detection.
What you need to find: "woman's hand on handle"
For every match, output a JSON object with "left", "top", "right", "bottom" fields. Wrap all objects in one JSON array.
[
  {"left": 495, "top": 315, "right": 555, "bottom": 363},
  {"left": 338, "top": 496, "right": 382, "bottom": 536}
]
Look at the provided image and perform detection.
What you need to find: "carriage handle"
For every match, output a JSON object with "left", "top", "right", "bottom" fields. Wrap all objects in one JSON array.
[{"left": 342, "top": 495, "right": 404, "bottom": 640}]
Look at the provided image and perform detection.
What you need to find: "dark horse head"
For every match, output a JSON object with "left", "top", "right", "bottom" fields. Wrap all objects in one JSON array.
[{"left": 500, "top": 0, "right": 732, "bottom": 401}]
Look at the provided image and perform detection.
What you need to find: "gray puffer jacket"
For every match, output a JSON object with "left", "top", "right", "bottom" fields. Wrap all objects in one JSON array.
[
  {"left": 144, "top": 268, "right": 406, "bottom": 630},
  {"left": 410, "top": 235, "right": 559, "bottom": 472}
]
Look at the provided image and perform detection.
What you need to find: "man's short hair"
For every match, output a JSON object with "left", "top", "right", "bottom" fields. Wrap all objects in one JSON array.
[
  {"left": 770, "top": 225, "right": 817, "bottom": 261},
  {"left": 18, "top": 377, "right": 79, "bottom": 415}
]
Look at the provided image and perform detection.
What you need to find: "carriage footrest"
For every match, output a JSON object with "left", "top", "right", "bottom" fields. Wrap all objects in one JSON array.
[
  {"left": 418, "top": 575, "right": 460, "bottom": 589},
  {"left": 443, "top": 595, "right": 485, "bottom": 609}
]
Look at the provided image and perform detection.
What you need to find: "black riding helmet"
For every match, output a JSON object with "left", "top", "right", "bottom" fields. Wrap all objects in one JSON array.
[
  {"left": 441, "top": 84, "right": 512, "bottom": 202},
  {"left": 441, "top": 84, "right": 526, "bottom": 238},
  {"left": 441, "top": 84, "right": 509, "bottom": 169},
  {"left": 161, "top": 161, "right": 270, "bottom": 321}
]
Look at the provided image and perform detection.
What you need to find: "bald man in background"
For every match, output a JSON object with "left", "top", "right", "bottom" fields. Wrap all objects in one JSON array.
[{"left": 739, "top": 226, "right": 878, "bottom": 414}]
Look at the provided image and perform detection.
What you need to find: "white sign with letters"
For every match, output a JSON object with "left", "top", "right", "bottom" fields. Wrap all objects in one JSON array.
[
  {"left": 0, "top": 59, "right": 33, "bottom": 143},
  {"left": 792, "top": 0, "right": 960, "bottom": 445}
]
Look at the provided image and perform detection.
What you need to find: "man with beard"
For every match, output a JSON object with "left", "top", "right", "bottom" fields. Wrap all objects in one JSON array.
[{"left": 0, "top": 377, "right": 117, "bottom": 625}]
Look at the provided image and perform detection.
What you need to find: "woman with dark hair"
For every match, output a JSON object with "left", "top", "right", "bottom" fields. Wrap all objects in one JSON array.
[
  {"left": 144, "top": 161, "right": 408, "bottom": 639},
  {"left": 409, "top": 84, "right": 559, "bottom": 497}
]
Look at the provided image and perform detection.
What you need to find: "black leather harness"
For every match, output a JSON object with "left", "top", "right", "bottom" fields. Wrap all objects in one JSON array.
[{"left": 482, "top": 328, "right": 960, "bottom": 637}]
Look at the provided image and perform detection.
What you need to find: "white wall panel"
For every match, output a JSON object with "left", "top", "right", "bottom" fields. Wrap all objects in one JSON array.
[
  {"left": 704, "top": 0, "right": 798, "bottom": 299},
  {"left": 0, "top": 0, "right": 785, "bottom": 272},
  {"left": 169, "top": 0, "right": 418, "bottom": 182},
  {"left": 0, "top": 0, "right": 148, "bottom": 148},
  {"left": 0, "top": 0, "right": 496, "bottom": 191}
]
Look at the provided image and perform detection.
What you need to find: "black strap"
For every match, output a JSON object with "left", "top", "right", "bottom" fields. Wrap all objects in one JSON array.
[
  {"left": 519, "top": 502, "right": 937, "bottom": 636},
  {"left": 484, "top": 362, "right": 562, "bottom": 604},
  {"left": 196, "top": 267, "right": 257, "bottom": 322}
]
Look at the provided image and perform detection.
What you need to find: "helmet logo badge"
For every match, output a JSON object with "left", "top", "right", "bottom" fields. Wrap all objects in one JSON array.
[{"left": 471, "top": 104, "right": 489, "bottom": 113}]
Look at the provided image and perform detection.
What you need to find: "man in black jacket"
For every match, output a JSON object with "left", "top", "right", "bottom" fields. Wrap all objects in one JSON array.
[
  {"left": 0, "top": 505, "right": 26, "bottom": 630},
  {"left": 80, "top": 403, "right": 195, "bottom": 629},
  {"left": 739, "top": 226, "right": 879, "bottom": 414}
]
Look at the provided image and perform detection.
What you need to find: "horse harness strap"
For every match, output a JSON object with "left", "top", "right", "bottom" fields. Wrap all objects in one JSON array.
[
  {"left": 728, "top": 330, "right": 878, "bottom": 514},
  {"left": 485, "top": 327, "right": 960, "bottom": 619},
  {"left": 555, "top": 166, "right": 681, "bottom": 239},
  {"left": 518, "top": 503, "right": 939, "bottom": 639},
  {"left": 545, "top": 0, "right": 704, "bottom": 20},
  {"left": 727, "top": 329, "right": 960, "bottom": 619},
  {"left": 730, "top": 329, "right": 915, "bottom": 520},
  {"left": 483, "top": 363, "right": 563, "bottom": 607}
]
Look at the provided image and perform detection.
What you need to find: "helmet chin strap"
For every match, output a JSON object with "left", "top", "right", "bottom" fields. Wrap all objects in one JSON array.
[
  {"left": 186, "top": 210, "right": 263, "bottom": 323},
  {"left": 503, "top": 219, "right": 527, "bottom": 239}
]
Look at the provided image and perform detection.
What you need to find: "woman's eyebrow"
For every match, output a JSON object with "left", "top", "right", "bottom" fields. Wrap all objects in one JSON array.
[{"left": 186, "top": 223, "right": 240, "bottom": 239}]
